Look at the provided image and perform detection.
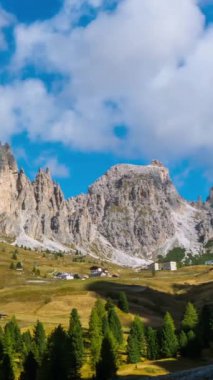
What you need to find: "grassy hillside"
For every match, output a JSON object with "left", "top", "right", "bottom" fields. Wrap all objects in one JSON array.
[
  {"left": 0, "top": 241, "right": 213, "bottom": 332},
  {"left": 1, "top": 242, "right": 213, "bottom": 378}
]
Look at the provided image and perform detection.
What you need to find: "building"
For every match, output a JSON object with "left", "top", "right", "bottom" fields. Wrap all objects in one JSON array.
[
  {"left": 149, "top": 261, "right": 177, "bottom": 271},
  {"left": 148, "top": 262, "right": 161, "bottom": 271},
  {"left": 54, "top": 272, "right": 74, "bottom": 280},
  {"left": 89, "top": 266, "right": 109, "bottom": 277},
  {"left": 162, "top": 261, "right": 177, "bottom": 271}
]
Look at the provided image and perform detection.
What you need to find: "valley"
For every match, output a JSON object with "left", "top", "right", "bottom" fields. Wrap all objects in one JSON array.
[{"left": 1, "top": 243, "right": 213, "bottom": 379}]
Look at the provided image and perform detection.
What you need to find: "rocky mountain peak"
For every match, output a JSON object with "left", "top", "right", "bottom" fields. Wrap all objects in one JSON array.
[
  {"left": 0, "top": 142, "right": 18, "bottom": 173},
  {"left": 0, "top": 144, "right": 212, "bottom": 266}
]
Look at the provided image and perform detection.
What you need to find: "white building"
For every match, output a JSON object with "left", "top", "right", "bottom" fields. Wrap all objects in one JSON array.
[
  {"left": 55, "top": 272, "right": 74, "bottom": 280},
  {"left": 90, "top": 266, "right": 109, "bottom": 277},
  {"left": 149, "top": 261, "right": 177, "bottom": 271},
  {"left": 162, "top": 261, "right": 177, "bottom": 271},
  {"left": 149, "top": 262, "right": 161, "bottom": 271}
]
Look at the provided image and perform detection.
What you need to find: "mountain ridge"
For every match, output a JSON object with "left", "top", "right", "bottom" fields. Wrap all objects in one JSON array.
[{"left": 0, "top": 143, "right": 212, "bottom": 266}]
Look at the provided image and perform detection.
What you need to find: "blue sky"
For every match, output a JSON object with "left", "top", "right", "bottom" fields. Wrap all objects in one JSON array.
[{"left": 0, "top": 0, "right": 213, "bottom": 201}]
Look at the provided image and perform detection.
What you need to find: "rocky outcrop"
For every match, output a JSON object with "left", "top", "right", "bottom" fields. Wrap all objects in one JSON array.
[{"left": 0, "top": 143, "right": 212, "bottom": 265}]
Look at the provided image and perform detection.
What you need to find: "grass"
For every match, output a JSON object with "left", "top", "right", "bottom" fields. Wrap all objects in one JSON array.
[{"left": 1, "top": 242, "right": 213, "bottom": 330}]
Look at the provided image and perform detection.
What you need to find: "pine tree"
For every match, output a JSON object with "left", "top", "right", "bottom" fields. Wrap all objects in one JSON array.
[
  {"left": 4, "top": 316, "right": 23, "bottom": 354},
  {"left": 68, "top": 308, "right": 84, "bottom": 380},
  {"left": 22, "top": 331, "right": 32, "bottom": 357},
  {"left": 102, "top": 315, "right": 110, "bottom": 337},
  {"left": 89, "top": 304, "right": 103, "bottom": 369},
  {"left": 95, "top": 299, "right": 106, "bottom": 320},
  {"left": 146, "top": 327, "right": 159, "bottom": 360},
  {"left": 40, "top": 325, "right": 69, "bottom": 380},
  {"left": 108, "top": 307, "right": 123, "bottom": 345},
  {"left": 127, "top": 331, "right": 140, "bottom": 363},
  {"left": 182, "top": 303, "right": 198, "bottom": 332},
  {"left": 127, "top": 316, "right": 146, "bottom": 363},
  {"left": 33, "top": 321, "right": 46, "bottom": 363},
  {"left": 95, "top": 332, "right": 118, "bottom": 380},
  {"left": 20, "top": 351, "right": 38, "bottom": 380},
  {"left": 105, "top": 299, "right": 114, "bottom": 312},
  {"left": 132, "top": 316, "right": 146, "bottom": 357},
  {"left": 160, "top": 312, "right": 178, "bottom": 358},
  {"left": 117, "top": 292, "right": 129, "bottom": 313},
  {"left": 0, "top": 354, "right": 15, "bottom": 380}
]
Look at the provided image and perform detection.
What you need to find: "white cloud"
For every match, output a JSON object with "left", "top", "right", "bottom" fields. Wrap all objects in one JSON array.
[{"left": 1, "top": 0, "right": 213, "bottom": 168}]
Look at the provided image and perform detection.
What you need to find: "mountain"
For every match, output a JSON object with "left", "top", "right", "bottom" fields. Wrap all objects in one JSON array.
[{"left": 0, "top": 143, "right": 212, "bottom": 266}]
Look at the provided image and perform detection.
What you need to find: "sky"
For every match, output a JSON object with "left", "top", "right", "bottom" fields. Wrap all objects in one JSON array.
[{"left": 0, "top": 0, "right": 213, "bottom": 200}]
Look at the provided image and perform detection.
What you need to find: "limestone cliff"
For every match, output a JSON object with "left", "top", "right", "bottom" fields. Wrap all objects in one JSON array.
[{"left": 0, "top": 144, "right": 212, "bottom": 266}]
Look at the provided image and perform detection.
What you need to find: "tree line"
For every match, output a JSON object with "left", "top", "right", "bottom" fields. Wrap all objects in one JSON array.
[{"left": 0, "top": 292, "right": 213, "bottom": 380}]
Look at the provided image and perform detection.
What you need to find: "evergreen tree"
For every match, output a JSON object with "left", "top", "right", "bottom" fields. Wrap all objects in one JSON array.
[
  {"left": 96, "top": 332, "right": 118, "bottom": 380},
  {"left": 22, "top": 331, "right": 32, "bottom": 357},
  {"left": 105, "top": 299, "right": 114, "bottom": 312},
  {"left": 127, "top": 331, "right": 140, "bottom": 364},
  {"left": 20, "top": 351, "right": 38, "bottom": 380},
  {"left": 146, "top": 327, "right": 159, "bottom": 360},
  {"left": 127, "top": 316, "right": 146, "bottom": 363},
  {"left": 160, "top": 312, "right": 178, "bottom": 358},
  {"left": 132, "top": 316, "right": 146, "bottom": 357},
  {"left": 182, "top": 303, "right": 198, "bottom": 332},
  {"left": 95, "top": 299, "right": 106, "bottom": 320},
  {"left": 108, "top": 307, "right": 123, "bottom": 345},
  {"left": 40, "top": 325, "right": 69, "bottom": 380},
  {"left": 33, "top": 321, "right": 46, "bottom": 363},
  {"left": 89, "top": 304, "right": 103, "bottom": 369},
  {"left": 0, "top": 354, "right": 15, "bottom": 380},
  {"left": 4, "top": 316, "right": 23, "bottom": 354},
  {"left": 117, "top": 292, "right": 129, "bottom": 313},
  {"left": 102, "top": 315, "right": 110, "bottom": 337},
  {"left": 68, "top": 308, "right": 84, "bottom": 380}
]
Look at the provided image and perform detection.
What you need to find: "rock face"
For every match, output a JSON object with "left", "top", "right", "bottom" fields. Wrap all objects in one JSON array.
[{"left": 0, "top": 144, "right": 212, "bottom": 265}]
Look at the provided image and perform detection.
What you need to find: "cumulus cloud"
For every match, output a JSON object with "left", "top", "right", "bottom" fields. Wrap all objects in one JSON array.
[{"left": 1, "top": 0, "right": 213, "bottom": 168}]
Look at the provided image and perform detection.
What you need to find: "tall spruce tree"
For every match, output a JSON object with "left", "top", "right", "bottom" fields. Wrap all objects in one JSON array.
[
  {"left": 108, "top": 307, "right": 123, "bottom": 345},
  {"left": 117, "top": 292, "right": 129, "bottom": 313},
  {"left": 20, "top": 351, "right": 38, "bottom": 380},
  {"left": 89, "top": 304, "right": 104, "bottom": 369},
  {"left": 146, "top": 327, "right": 159, "bottom": 360},
  {"left": 33, "top": 321, "right": 46, "bottom": 363},
  {"left": 41, "top": 325, "right": 69, "bottom": 380},
  {"left": 68, "top": 308, "right": 84, "bottom": 380},
  {"left": 127, "top": 330, "right": 140, "bottom": 364},
  {"left": 95, "top": 332, "right": 118, "bottom": 380},
  {"left": 182, "top": 303, "right": 198, "bottom": 332},
  {"left": 22, "top": 331, "right": 33, "bottom": 357},
  {"left": 127, "top": 316, "right": 146, "bottom": 363},
  {"left": 160, "top": 312, "right": 178, "bottom": 358},
  {"left": 4, "top": 316, "right": 23, "bottom": 354}
]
